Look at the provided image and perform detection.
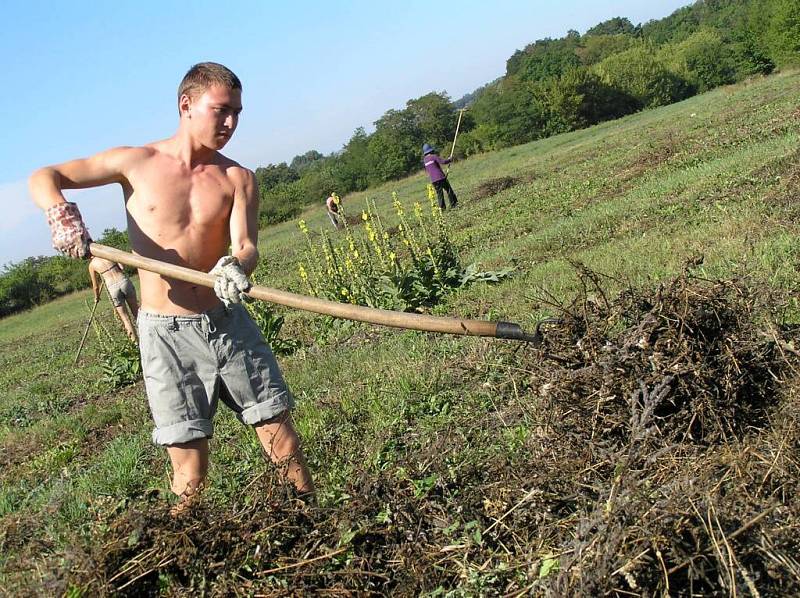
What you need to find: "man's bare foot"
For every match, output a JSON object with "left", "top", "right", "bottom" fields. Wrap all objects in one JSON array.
[{"left": 169, "top": 481, "right": 206, "bottom": 518}]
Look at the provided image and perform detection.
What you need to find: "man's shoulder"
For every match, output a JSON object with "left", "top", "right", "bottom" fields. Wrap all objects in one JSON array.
[
  {"left": 218, "top": 155, "right": 255, "bottom": 185},
  {"left": 101, "top": 145, "right": 157, "bottom": 167},
  {"left": 109, "top": 144, "right": 157, "bottom": 157}
]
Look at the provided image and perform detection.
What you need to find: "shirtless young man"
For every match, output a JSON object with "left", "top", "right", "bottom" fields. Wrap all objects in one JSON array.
[
  {"left": 88, "top": 256, "right": 139, "bottom": 341},
  {"left": 29, "top": 62, "right": 314, "bottom": 512}
]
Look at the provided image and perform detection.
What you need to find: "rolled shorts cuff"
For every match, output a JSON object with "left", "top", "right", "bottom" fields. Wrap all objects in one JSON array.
[
  {"left": 152, "top": 419, "right": 214, "bottom": 446},
  {"left": 239, "top": 391, "right": 295, "bottom": 426}
]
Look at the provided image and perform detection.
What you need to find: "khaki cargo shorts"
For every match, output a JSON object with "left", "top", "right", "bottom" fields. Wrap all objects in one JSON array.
[
  {"left": 137, "top": 303, "right": 294, "bottom": 446},
  {"left": 106, "top": 277, "right": 136, "bottom": 308}
]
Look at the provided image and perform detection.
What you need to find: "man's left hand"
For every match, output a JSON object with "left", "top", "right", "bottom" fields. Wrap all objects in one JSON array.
[
  {"left": 46, "top": 202, "right": 92, "bottom": 259},
  {"left": 210, "top": 256, "right": 252, "bottom": 305}
]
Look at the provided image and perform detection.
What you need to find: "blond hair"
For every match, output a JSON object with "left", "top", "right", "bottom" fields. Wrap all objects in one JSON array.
[{"left": 177, "top": 62, "right": 242, "bottom": 102}]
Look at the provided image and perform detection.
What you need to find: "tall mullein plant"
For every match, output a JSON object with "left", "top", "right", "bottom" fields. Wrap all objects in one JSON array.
[{"left": 296, "top": 190, "right": 474, "bottom": 311}]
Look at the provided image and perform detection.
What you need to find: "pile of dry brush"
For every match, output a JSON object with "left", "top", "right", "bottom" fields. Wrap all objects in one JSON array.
[
  {"left": 63, "top": 265, "right": 800, "bottom": 596},
  {"left": 520, "top": 263, "right": 800, "bottom": 596}
]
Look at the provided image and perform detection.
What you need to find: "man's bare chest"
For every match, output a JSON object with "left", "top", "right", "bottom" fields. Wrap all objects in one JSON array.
[{"left": 126, "top": 162, "right": 235, "bottom": 227}]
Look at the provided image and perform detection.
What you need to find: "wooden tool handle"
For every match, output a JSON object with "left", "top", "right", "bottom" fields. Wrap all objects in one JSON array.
[{"left": 90, "top": 243, "right": 535, "bottom": 341}]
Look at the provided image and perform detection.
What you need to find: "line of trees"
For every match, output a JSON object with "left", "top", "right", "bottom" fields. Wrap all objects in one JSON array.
[
  {"left": 254, "top": 0, "right": 798, "bottom": 226},
  {"left": 0, "top": 228, "right": 130, "bottom": 317}
]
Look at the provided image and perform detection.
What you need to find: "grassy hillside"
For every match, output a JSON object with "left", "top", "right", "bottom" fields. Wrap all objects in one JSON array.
[{"left": 1, "top": 70, "right": 799, "bottom": 596}]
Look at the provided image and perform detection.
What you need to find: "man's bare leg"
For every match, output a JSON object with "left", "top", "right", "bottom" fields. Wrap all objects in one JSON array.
[
  {"left": 166, "top": 438, "right": 209, "bottom": 495},
  {"left": 114, "top": 305, "right": 138, "bottom": 342},
  {"left": 255, "top": 411, "right": 314, "bottom": 494}
]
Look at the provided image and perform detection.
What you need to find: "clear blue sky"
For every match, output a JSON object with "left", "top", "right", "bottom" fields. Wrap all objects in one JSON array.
[{"left": 1, "top": 0, "right": 690, "bottom": 267}]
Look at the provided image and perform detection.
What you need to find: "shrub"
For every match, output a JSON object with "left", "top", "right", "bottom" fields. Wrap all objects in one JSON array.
[
  {"left": 662, "top": 29, "right": 737, "bottom": 92},
  {"left": 259, "top": 181, "right": 304, "bottom": 226},
  {"left": 595, "top": 42, "right": 692, "bottom": 108}
]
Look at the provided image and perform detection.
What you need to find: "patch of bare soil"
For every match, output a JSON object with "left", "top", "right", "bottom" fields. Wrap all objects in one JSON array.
[
  {"left": 614, "top": 132, "right": 680, "bottom": 185},
  {"left": 763, "top": 148, "right": 800, "bottom": 208},
  {"left": 473, "top": 176, "right": 522, "bottom": 200}
]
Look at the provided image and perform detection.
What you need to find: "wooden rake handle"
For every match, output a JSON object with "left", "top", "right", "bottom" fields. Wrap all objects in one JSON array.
[{"left": 89, "top": 243, "right": 541, "bottom": 343}]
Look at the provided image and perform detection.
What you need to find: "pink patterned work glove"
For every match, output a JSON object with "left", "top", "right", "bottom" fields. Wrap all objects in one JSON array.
[{"left": 45, "top": 202, "right": 92, "bottom": 259}]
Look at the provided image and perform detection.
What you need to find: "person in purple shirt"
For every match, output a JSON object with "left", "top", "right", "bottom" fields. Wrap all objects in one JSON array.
[{"left": 422, "top": 143, "right": 458, "bottom": 210}]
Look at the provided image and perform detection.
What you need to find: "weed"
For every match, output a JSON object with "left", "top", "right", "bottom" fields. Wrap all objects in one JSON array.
[
  {"left": 245, "top": 300, "right": 300, "bottom": 356},
  {"left": 92, "top": 314, "right": 141, "bottom": 389},
  {"left": 246, "top": 260, "right": 303, "bottom": 355}
]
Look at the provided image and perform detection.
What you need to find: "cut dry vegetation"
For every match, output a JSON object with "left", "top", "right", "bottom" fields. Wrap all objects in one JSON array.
[{"left": 472, "top": 176, "right": 523, "bottom": 200}]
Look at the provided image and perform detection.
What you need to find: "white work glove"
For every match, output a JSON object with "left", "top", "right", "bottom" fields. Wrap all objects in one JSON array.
[{"left": 210, "top": 256, "right": 251, "bottom": 305}]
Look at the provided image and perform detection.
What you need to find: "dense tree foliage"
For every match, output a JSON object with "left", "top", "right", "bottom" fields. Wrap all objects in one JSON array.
[
  {"left": 661, "top": 29, "right": 738, "bottom": 92},
  {"left": 585, "top": 17, "right": 637, "bottom": 37},
  {"left": 762, "top": 0, "right": 800, "bottom": 67},
  {"left": 506, "top": 34, "right": 582, "bottom": 81},
  {"left": 289, "top": 150, "right": 324, "bottom": 173},
  {"left": 596, "top": 43, "right": 692, "bottom": 108}
]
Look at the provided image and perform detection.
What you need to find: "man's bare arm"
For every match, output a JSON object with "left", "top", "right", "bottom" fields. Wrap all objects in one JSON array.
[
  {"left": 229, "top": 168, "right": 260, "bottom": 275},
  {"left": 29, "top": 147, "right": 139, "bottom": 209}
]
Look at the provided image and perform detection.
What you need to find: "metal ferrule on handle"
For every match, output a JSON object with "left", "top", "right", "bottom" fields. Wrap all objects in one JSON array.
[{"left": 89, "top": 243, "right": 540, "bottom": 342}]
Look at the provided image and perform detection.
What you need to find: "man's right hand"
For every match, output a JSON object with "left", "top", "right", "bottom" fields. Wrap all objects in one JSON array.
[
  {"left": 210, "top": 256, "right": 252, "bottom": 305},
  {"left": 45, "top": 202, "right": 92, "bottom": 259}
]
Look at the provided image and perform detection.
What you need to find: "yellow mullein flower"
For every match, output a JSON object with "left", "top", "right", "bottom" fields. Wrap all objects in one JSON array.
[
  {"left": 392, "top": 192, "right": 404, "bottom": 217},
  {"left": 428, "top": 248, "right": 439, "bottom": 275},
  {"left": 427, "top": 184, "right": 436, "bottom": 202}
]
